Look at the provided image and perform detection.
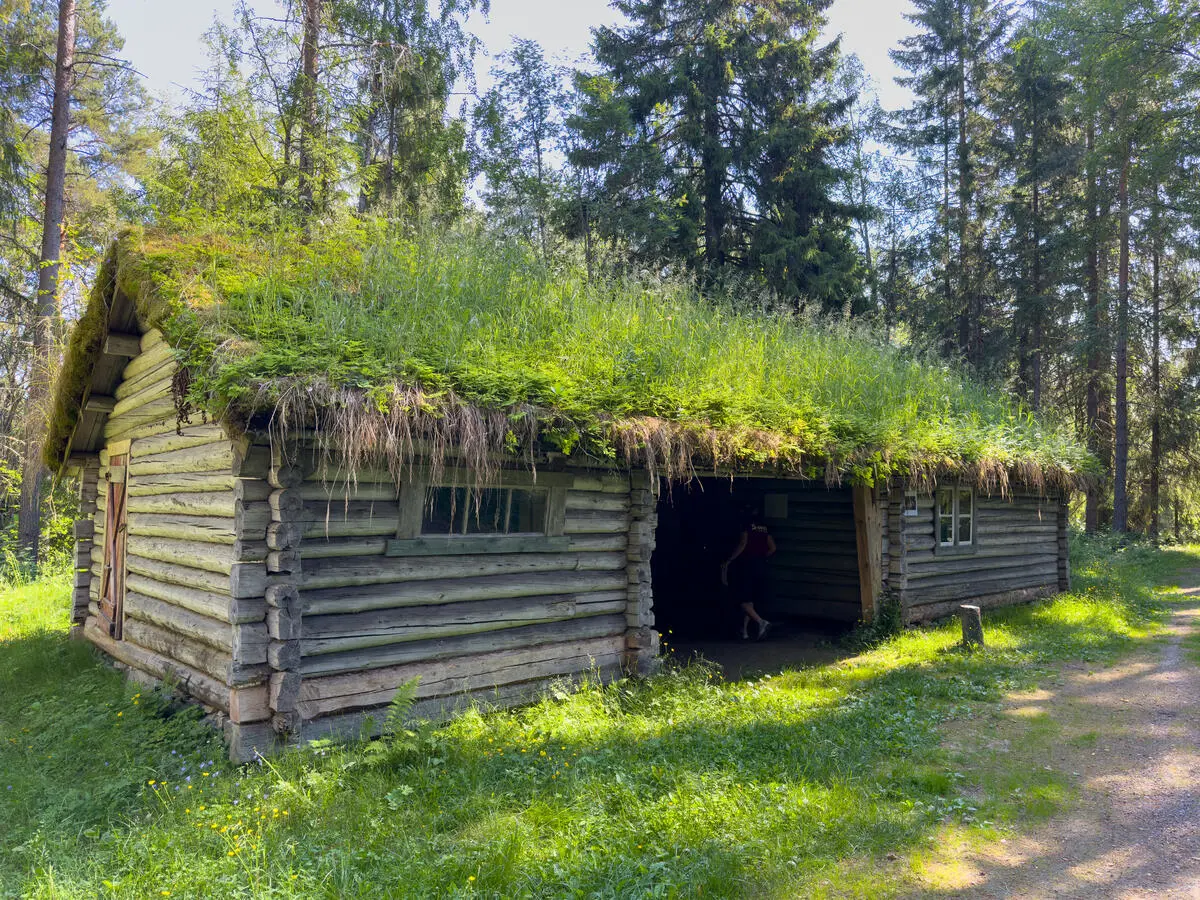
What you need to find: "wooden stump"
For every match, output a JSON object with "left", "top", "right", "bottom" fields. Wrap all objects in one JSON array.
[{"left": 959, "top": 604, "right": 984, "bottom": 647}]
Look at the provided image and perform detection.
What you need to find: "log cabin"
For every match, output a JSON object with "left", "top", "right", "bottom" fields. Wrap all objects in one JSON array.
[{"left": 46, "top": 229, "right": 1086, "bottom": 760}]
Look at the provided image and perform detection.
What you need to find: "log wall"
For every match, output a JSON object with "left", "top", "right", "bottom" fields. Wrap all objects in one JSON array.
[
  {"left": 892, "top": 486, "right": 1067, "bottom": 623},
  {"left": 737, "top": 480, "right": 863, "bottom": 623},
  {"left": 81, "top": 330, "right": 272, "bottom": 745},
  {"left": 292, "top": 466, "right": 634, "bottom": 740}
]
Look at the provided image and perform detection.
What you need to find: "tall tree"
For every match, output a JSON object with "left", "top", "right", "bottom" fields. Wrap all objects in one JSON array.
[
  {"left": 472, "top": 39, "right": 566, "bottom": 260},
  {"left": 16, "top": 0, "right": 74, "bottom": 565},
  {"left": 892, "top": 0, "right": 1007, "bottom": 366},
  {"left": 570, "top": 0, "right": 860, "bottom": 309},
  {"left": 297, "top": 0, "right": 320, "bottom": 219}
]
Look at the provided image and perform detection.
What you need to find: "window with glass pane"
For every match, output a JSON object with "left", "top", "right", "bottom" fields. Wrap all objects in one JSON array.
[
  {"left": 957, "top": 488, "right": 973, "bottom": 544},
  {"left": 422, "top": 486, "right": 547, "bottom": 536},
  {"left": 938, "top": 489, "right": 955, "bottom": 545}
]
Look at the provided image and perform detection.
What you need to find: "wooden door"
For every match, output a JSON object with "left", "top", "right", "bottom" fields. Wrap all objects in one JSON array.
[{"left": 98, "top": 453, "right": 127, "bottom": 639}]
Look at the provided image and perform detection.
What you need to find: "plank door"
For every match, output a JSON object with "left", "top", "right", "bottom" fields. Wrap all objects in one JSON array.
[{"left": 97, "top": 453, "right": 128, "bottom": 639}]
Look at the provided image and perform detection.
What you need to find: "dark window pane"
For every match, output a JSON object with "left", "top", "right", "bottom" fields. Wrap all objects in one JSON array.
[
  {"left": 938, "top": 488, "right": 954, "bottom": 517},
  {"left": 958, "top": 515, "right": 972, "bottom": 544},
  {"left": 939, "top": 516, "right": 954, "bottom": 545},
  {"left": 422, "top": 486, "right": 546, "bottom": 536}
]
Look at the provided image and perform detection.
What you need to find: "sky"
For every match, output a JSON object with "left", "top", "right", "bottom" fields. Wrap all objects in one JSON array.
[{"left": 104, "top": 0, "right": 917, "bottom": 111}]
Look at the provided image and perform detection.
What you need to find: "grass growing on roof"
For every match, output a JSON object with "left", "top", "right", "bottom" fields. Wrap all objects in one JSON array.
[
  {"left": 48, "top": 224, "right": 1092, "bottom": 488},
  {"left": 2, "top": 540, "right": 1196, "bottom": 897}
]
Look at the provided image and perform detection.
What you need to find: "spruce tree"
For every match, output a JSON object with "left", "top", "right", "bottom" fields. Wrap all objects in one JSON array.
[{"left": 570, "top": 0, "right": 859, "bottom": 310}]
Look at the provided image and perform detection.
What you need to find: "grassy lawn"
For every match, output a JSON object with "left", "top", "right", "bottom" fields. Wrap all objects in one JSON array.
[{"left": 1, "top": 537, "right": 1196, "bottom": 899}]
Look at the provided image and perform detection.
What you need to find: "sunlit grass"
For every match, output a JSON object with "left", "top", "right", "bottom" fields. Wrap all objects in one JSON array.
[
  {"left": 1, "top": 538, "right": 1195, "bottom": 897},
  {"left": 111, "top": 225, "right": 1092, "bottom": 486}
]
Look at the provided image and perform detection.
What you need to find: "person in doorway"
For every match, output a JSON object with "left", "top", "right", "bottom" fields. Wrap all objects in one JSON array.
[{"left": 720, "top": 508, "right": 776, "bottom": 639}]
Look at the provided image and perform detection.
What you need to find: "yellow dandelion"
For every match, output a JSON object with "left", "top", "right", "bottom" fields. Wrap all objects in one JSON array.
[
  {"left": 468, "top": 876, "right": 476, "bottom": 882},
  {"left": 160, "top": 892, "right": 170, "bottom": 897},
  {"left": 148, "top": 780, "right": 156, "bottom": 786},
  {"left": 117, "top": 712, "right": 123, "bottom": 717}
]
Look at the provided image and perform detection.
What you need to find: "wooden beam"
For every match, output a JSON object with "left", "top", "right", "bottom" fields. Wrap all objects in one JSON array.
[
  {"left": 103, "top": 332, "right": 142, "bottom": 357},
  {"left": 853, "top": 485, "right": 883, "bottom": 624},
  {"left": 84, "top": 394, "right": 117, "bottom": 414}
]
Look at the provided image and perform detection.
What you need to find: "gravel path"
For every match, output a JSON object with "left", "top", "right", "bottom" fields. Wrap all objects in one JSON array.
[{"left": 930, "top": 572, "right": 1200, "bottom": 899}]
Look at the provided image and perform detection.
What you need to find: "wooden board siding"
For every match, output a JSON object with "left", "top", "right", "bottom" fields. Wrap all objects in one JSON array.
[
  {"left": 293, "top": 470, "right": 634, "bottom": 726},
  {"left": 898, "top": 488, "right": 1065, "bottom": 623},
  {"left": 79, "top": 330, "right": 270, "bottom": 724}
]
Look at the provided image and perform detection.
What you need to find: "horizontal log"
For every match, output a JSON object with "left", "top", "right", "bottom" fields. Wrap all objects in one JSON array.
[
  {"left": 128, "top": 512, "right": 235, "bottom": 544},
  {"left": 302, "top": 591, "right": 625, "bottom": 655},
  {"left": 125, "top": 572, "right": 263, "bottom": 624},
  {"left": 129, "top": 441, "right": 235, "bottom": 476},
  {"left": 124, "top": 590, "right": 236, "bottom": 651},
  {"left": 123, "top": 618, "right": 267, "bottom": 686},
  {"left": 906, "top": 573, "right": 1059, "bottom": 605},
  {"left": 126, "top": 554, "right": 268, "bottom": 600},
  {"left": 906, "top": 584, "right": 1057, "bottom": 624},
  {"left": 300, "top": 537, "right": 387, "bottom": 559},
  {"left": 385, "top": 535, "right": 571, "bottom": 557},
  {"left": 300, "top": 501, "right": 400, "bottom": 538},
  {"left": 769, "top": 595, "right": 862, "bottom": 621},
  {"left": 130, "top": 424, "right": 227, "bottom": 456},
  {"left": 114, "top": 355, "right": 174, "bottom": 403},
  {"left": 301, "top": 550, "right": 626, "bottom": 591},
  {"left": 301, "top": 612, "right": 627, "bottom": 677},
  {"left": 298, "top": 633, "right": 627, "bottom": 716},
  {"left": 126, "top": 481, "right": 270, "bottom": 517},
  {"left": 304, "top": 466, "right": 396, "bottom": 485},
  {"left": 122, "top": 340, "right": 174, "bottom": 379},
  {"left": 305, "top": 569, "right": 629, "bottom": 617},
  {"left": 904, "top": 542, "right": 1058, "bottom": 565},
  {"left": 562, "top": 511, "right": 628, "bottom": 534},
  {"left": 569, "top": 474, "right": 630, "bottom": 493},
  {"left": 127, "top": 472, "right": 237, "bottom": 496},
  {"left": 110, "top": 376, "right": 173, "bottom": 420},
  {"left": 300, "top": 482, "right": 398, "bottom": 502},
  {"left": 566, "top": 533, "right": 628, "bottom": 553},
  {"left": 565, "top": 491, "right": 629, "bottom": 512},
  {"left": 104, "top": 397, "right": 178, "bottom": 440},
  {"left": 906, "top": 554, "right": 1060, "bottom": 582},
  {"left": 84, "top": 617, "right": 231, "bottom": 714},
  {"left": 127, "top": 534, "right": 237, "bottom": 575}
]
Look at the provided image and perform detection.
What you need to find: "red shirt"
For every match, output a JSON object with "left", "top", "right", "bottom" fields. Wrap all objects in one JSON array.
[{"left": 742, "top": 525, "right": 772, "bottom": 560}]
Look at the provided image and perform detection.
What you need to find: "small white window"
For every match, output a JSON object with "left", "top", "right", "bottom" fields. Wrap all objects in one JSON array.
[
  {"left": 902, "top": 491, "right": 919, "bottom": 517},
  {"left": 936, "top": 486, "right": 974, "bottom": 548}
]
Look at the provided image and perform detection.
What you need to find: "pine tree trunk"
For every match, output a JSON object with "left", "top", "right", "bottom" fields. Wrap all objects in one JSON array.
[
  {"left": 1148, "top": 197, "right": 1161, "bottom": 544},
  {"left": 1084, "top": 118, "right": 1102, "bottom": 533},
  {"left": 297, "top": 0, "right": 320, "bottom": 219},
  {"left": 1112, "top": 150, "right": 1130, "bottom": 533},
  {"left": 16, "top": 0, "right": 75, "bottom": 567}
]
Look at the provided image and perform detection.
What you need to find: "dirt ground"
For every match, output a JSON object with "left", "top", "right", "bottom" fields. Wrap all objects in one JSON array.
[{"left": 914, "top": 572, "right": 1200, "bottom": 899}]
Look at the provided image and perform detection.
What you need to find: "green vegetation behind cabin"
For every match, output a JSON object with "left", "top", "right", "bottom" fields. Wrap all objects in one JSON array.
[{"left": 47, "top": 226, "right": 1092, "bottom": 491}]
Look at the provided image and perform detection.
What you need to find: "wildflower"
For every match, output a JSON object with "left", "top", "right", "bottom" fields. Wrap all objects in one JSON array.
[
  {"left": 160, "top": 892, "right": 170, "bottom": 897},
  {"left": 468, "top": 876, "right": 476, "bottom": 882},
  {"left": 117, "top": 712, "right": 123, "bottom": 717},
  {"left": 148, "top": 780, "right": 156, "bottom": 786}
]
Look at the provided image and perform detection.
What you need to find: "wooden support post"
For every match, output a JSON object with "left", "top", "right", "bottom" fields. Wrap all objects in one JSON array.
[
  {"left": 853, "top": 484, "right": 884, "bottom": 623},
  {"left": 959, "top": 604, "right": 984, "bottom": 647},
  {"left": 1056, "top": 492, "right": 1071, "bottom": 593},
  {"left": 624, "top": 470, "right": 659, "bottom": 675},
  {"left": 266, "top": 440, "right": 305, "bottom": 737}
]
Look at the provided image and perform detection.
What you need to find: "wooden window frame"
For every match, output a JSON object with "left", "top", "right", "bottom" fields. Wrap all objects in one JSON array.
[
  {"left": 902, "top": 490, "right": 920, "bottom": 517},
  {"left": 387, "top": 469, "right": 570, "bottom": 557},
  {"left": 934, "top": 484, "right": 976, "bottom": 556}
]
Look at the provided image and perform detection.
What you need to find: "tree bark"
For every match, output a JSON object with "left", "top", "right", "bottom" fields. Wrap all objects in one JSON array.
[
  {"left": 297, "top": 0, "right": 320, "bottom": 220},
  {"left": 16, "top": 0, "right": 76, "bottom": 566},
  {"left": 1148, "top": 192, "right": 1161, "bottom": 543},
  {"left": 1112, "top": 148, "right": 1130, "bottom": 533},
  {"left": 1084, "top": 117, "right": 1102, "bottom": 533}
]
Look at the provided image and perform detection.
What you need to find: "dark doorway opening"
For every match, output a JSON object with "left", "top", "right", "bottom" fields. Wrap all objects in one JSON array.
[{"left": 651, "top": 477, "right": 861, "bottom": 669}]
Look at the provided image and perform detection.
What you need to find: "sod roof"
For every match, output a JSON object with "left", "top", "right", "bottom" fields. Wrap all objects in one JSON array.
[{"left": 47, "top": 226, "right": 1094, "bottom": 491}]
